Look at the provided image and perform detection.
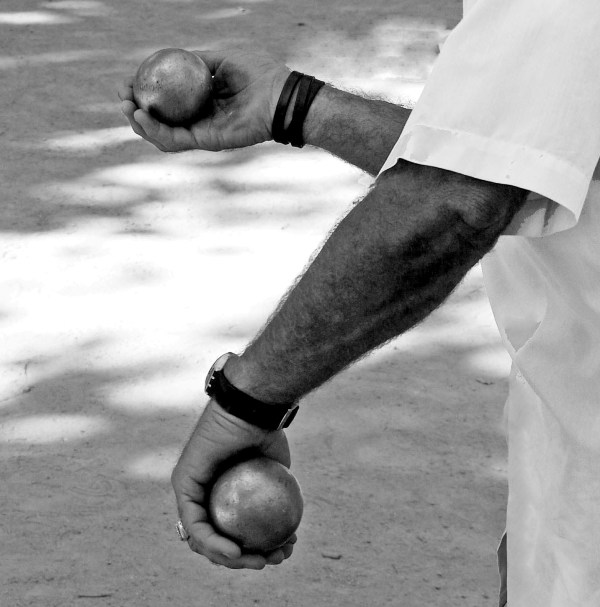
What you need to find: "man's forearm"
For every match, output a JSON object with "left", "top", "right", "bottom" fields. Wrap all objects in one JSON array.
[
  {"left": 292, "top": 84, "right": 411, "bottom": 176},
  {"left": 224, "top": 161, "right": 527, "bottom": 404}
]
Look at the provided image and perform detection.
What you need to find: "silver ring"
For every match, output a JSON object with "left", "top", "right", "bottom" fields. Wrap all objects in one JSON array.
[{"left": 176, "top": 519, "right": 189, "bottom": 541}]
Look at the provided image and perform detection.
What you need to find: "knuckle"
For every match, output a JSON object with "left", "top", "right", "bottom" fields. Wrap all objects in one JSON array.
[
  {"left": 170, "top": 466, "right": 182, "bottom": 488},
  {"left": 188, "top": 539, "right": 207, "bottom": 556}
]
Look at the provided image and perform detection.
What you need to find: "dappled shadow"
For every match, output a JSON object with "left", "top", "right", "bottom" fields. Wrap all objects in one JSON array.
[
  {"left": 1, "top": 1, "right": 510, "bottom": 605},
  {"left": 1, "top": 0, "right": 456, "bottom": 235},
  {"left": 4, "top": 130, "right": 364, "bottom": 233},
  {"left": 0, "top": 267, "right": 509, "bottom": 605}
]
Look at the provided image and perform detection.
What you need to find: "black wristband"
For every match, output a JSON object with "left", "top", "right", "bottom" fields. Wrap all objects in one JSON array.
[
  {"left": 287, "top": 75, "right": 314, "bottom": 148},
  {"left": 208, "top": 367, "right": 299, "bottom": 431},
  {"left": 272, "top": 71, "right": 302, "bottom": 145},
  {"left": 287, "top": 75, "right": 325, "bottom": 148}
]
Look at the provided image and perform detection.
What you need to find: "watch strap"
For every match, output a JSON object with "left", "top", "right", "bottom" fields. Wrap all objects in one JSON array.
[{"left": 206, "top": 361, "right": 299, "bottom": 431}]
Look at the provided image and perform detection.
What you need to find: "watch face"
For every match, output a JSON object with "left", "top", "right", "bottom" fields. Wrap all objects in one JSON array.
[
  {"left": 205, "top": 353, "right": 235, "bottom": 392},
  {"left": 205, "top": 363, "right": 217, "bottom": 393}
]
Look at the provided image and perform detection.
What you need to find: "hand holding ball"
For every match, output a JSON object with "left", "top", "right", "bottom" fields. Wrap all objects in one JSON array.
[
  {"left": 133, "top": 48, "right": 212, "bottom": 127},
  {"left": 208, "top": 456, "right": 304, "bottom": 553}
]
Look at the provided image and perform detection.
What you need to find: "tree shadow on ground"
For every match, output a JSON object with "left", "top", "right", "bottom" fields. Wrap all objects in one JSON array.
[
  {"left": 2, "top": 2, "right": 507, "bottom": 605},
  {"left": 1, "top": 272, "right": 509, "bottom": 606},
  {"left": 1, "top": 0, "right": 460, "bottom": 234}
]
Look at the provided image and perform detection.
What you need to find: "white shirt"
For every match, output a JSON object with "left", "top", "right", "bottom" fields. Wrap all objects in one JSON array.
[{"left": 381, "top": 1, "right": 600, "bottom": 605}]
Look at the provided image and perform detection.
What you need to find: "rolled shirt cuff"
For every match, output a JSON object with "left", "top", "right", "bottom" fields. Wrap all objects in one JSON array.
[{"left": 379, "top": 124, "right": 592, "bottom": 237}]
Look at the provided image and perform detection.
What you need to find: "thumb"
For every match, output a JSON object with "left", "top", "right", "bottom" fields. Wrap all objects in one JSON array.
[{"left": 260, "top": 432, "right": 291, "bottom": 468}]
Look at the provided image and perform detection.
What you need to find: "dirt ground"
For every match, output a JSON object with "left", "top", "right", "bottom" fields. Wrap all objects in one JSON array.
[{"left": 1, "top": 1, "right": 512, "bottom": 605}]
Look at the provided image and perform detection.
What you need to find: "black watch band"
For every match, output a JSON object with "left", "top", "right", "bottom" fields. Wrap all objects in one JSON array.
[{"left": 205, "top": 353, "right": 299, "bottom": 431}]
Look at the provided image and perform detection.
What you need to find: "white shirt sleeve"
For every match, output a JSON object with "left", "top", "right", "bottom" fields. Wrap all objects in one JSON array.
[{"left": 381, "top": 0, "right": 600, "bottom": 236}]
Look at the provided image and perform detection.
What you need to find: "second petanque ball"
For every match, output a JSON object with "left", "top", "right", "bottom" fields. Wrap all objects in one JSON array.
[
  {"left": 208, "top": 456, "right": 304, "bottom": 553},
  {"left": 132, "top": 48, "right": 212, "bottom": 127}
]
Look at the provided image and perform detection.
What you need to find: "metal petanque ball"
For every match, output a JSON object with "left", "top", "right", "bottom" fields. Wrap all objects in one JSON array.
[
  {"left": 208, "top": 456, "right": 304, "bottom": 553},
  {"left": 132, "top": 48, "right": 212, "bottom": 127}
]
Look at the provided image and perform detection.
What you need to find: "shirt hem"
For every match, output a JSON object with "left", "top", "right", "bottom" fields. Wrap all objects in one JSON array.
[{"left": 380, "top": 125, "right": 591, "bottom": 236}]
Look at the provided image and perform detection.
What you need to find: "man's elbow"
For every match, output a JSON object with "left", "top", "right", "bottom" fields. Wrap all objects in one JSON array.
[
  {"left": 440, "top": 171, "right": 529, "bottom": 244},
  {"left": 380, "top": 160, "right": 529, "bottom": 247}
]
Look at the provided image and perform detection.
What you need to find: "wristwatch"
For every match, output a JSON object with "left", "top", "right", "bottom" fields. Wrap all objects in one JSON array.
[{"left": 205, "top": 353, "right": 299, "bottom": 431}]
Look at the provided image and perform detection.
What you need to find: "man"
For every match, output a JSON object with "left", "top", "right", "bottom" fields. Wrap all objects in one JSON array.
[{"left": 120, "top": 0, "right": 600, "bottom": 604}]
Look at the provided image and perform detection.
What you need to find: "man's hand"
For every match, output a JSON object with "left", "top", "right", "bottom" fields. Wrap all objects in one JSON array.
[
  {"left": 171, "top": 399, "right": 296, "bottom": 569},
  {"left": 119, "top": 47, "right": 412, "bottom": 175},
  {"left": 118, "top": 49, "right": 290, "bottom": 153}
]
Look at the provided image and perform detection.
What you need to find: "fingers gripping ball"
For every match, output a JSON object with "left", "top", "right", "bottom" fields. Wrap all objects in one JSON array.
[
  {"left": 133, "top": 48, "right": 213, "bottom": 127},
  {"left": 208, "top": 456, "right": 304, "bottom": 553}
]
